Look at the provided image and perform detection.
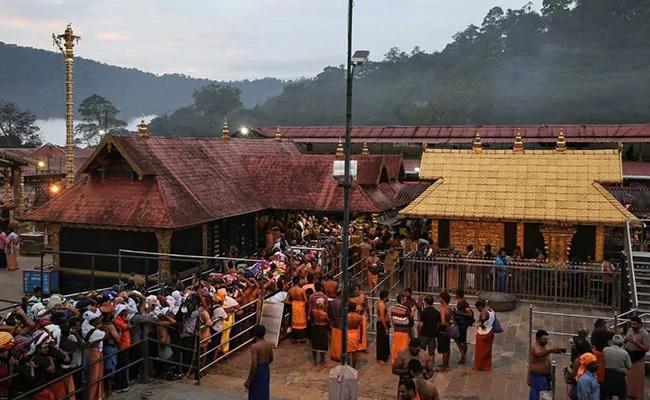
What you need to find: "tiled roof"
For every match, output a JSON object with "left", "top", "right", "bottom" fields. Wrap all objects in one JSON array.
[
  {"left": 258, "top": 124, "right": 650, "bottom": 143},
  {"left": 26, "top": 135, "right": 301, "bottom": 229},
  {"left": 606, "top": 186, "right": 650, "bottom": 214},
  {"left": 241, "top": 154, "right": 422, "bottom": 213},
  {"left": 622, "top": 161, "right": 650, "bottom": 178},
  {"left": 4, "top": 144, "right": 93, "bottom": 176},
  {"left": 25, "top": 136, "right": 423, "bottom": 229},
  {"left": 400, "top": 148, "right": 636, "bottom": 224}
]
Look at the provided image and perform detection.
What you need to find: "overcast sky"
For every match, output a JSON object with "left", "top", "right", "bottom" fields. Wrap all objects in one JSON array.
[{"left": 1, "top": 0, "right": 539, "bottom": 81}]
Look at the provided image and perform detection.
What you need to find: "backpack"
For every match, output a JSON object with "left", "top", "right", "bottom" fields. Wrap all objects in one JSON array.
[{"left": 492, "top": 315, "right": 504, "bottom": 334}]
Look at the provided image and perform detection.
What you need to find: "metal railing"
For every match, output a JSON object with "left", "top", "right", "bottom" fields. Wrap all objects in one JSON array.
[
  {"left": 624, "top": 220, "right": 639, "bottom": 309},
  {"left": 402, "top": 257, "right": 620, "bottom": 309}
]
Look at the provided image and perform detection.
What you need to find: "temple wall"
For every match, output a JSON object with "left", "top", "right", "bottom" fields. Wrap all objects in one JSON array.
[{"left": 450, "top": 220, "right": 504, "bottom": 251}]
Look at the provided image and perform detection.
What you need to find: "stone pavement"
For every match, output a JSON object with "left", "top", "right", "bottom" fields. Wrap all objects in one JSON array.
[
  {"left": 111, "top": 381, "right": 274, "bottom": 400},
  {"left": 0, "top": 254, "right": 51, "bottom": 305},
  {"left": 201, "top": 302, "right": 650, "bottom": 400}
]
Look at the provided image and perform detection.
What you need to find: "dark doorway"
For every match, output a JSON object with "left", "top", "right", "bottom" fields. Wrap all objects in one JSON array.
[
  {"left": 438, "top": 219, "right": 450, "bottom": 249},
  {"left": 524, "top": 223, "right": 545, "bottom": 259},
  {"left": 570, "top": 225, "right": 596, "bottom": 262},
  {"left": 504, "top": 222, "right": 517, "bottom": 255},
  {"left": 171, "top": 226, "right": 203, "bottom": 273}
]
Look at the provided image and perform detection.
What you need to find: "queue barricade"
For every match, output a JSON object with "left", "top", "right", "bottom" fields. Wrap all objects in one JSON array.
[
  {"left": 4, "top": 338, "right": 146, "bottom": 400},
  {"left": 402, "top": 256, "right": 621, "bottom": 309}
]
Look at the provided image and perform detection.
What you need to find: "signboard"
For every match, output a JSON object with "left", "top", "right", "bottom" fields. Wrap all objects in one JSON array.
[
  {"left": 260, "top": 302, "right": 285, "bottom": 348},
  {"left": 332, "top": 160, "right": 358, "bottom": 180}
]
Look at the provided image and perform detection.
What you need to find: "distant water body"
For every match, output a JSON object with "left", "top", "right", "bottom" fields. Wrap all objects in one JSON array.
[{"left": 35, "top": 115, "right": 157, "bottom": 146}]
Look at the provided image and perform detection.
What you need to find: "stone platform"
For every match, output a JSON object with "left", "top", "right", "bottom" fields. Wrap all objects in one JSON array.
[
  {"left": 200, "top": 302, "right": 650, "bottom": 400},
  {"left": 478, "top": 291, "right": 518, "bottom": 312}
]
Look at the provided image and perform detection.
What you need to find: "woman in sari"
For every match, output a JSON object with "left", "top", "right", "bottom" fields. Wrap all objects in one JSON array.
[
  {"left": 82, "top": 309, "right": 105, "bottom": 400},
  {"left": 474, "top": 299, "right": 495, "bottom": 371},
  {"left": 6, "top": 226, "right": 19, "bottom": 271}
]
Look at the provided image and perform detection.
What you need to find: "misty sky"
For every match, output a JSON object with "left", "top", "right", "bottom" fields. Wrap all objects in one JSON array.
[{"left": 1, "top": 0, "right": 539, "bottom": 81}]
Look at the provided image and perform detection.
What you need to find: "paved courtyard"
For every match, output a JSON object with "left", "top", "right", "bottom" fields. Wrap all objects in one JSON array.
[{"left": 202, "top": 302, "right": 649, "bottom": 400}]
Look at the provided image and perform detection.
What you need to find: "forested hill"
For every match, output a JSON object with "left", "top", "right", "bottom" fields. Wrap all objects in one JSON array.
[
  {"left": 0, "top": 42, "right": 283, "bottom": 119},
  {"left": 258, "top": 0, "right": 650, "bottom": 126}
]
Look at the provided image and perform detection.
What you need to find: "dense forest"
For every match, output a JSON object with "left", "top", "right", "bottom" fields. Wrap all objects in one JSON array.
[
  {"left": 0, "top": 42, "right": 283, "bottom": 119},
  {"left": 255, "top": 0, "right": 650, "bottom": 126}
]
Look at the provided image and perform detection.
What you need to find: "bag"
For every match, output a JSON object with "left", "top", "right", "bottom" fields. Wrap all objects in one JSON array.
[
  {"left": 563, "top": 366, "right": 576, "bottom": 385},
  {"left": 444, "top": 324, "right": 460, "bottom": 339},
  {"left": 492, "top": 315, "right": 504, "bottom": 334}
]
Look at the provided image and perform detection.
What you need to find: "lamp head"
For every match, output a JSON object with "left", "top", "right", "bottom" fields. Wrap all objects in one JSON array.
[{"left": 352, "top": 50, "right": 370, "bottom": 66}]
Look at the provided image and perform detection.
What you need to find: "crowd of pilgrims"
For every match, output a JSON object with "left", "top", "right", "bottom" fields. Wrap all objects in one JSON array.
[{"left": 0, "top": 212, "right": 414, "bottom": 400}]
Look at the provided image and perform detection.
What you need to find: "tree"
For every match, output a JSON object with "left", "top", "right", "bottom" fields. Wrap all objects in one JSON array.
[
  {"left": 0, "top": 102, "right": 41, "bottom": 147},
  {"left": 192, "top": 84, "right": 242, "bottom": 119},
  {"left": 75, "top": 94, "right": 126, "bottom": 146}
]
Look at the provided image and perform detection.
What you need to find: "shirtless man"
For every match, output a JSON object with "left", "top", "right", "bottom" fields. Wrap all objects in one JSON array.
[
  {"left": 349, "top": 284, "right": 369, "bottom": 352},
  {"left": 346, "top": 302, "right": 364, "bottom": 368},
  {"left": 245, "top": 325, "right": 274, "bottom": 399},
  {"left": 529, "top": 329, "right": 563, "bottom": 400},
  {"left": 409, "top": 359, "right": 440, "bottom": 400},
  {"left": 323, "top": 274, "right": 339, "bottom": 299},
  {"left": 286, "top": 276, "right": 309, "bottom": 342},
  {"left": 393, "top": 338, "right": 433, "bottom": 390},
  {"left": 376, "top": 290, "right": 391, "bottom": 364}
]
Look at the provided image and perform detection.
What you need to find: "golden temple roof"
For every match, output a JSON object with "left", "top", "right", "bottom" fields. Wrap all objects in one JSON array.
[{"left": 400, "top": 148, "right": 636, "bottom": 224}]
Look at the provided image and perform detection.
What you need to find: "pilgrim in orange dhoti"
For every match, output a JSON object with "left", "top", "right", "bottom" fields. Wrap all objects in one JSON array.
[
  {"left": 391, "top": 331, "right": 410, "bottom": 365},
  {"left": 330, "top": 327, "right": 342, "bottom": 361},
  {"left": 291, "top": 301, "right": 308, "bottom": 340}
]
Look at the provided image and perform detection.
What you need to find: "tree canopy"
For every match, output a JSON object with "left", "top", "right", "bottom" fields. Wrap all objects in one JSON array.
[
  {"left": 75, "top": 94, "right": 127, "bottom": 146},
  {"left": 0, "top": 102, "right": 41, "bottom": 147}
]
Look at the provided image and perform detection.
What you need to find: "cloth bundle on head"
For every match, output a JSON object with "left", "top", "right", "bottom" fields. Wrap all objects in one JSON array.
[
  {"left": 576, "top": 352, "right": 598, "bottom": 380},
  {"left": 214, "top": 288, "right": 227, "bottom": 303},
  {"left": 31, "top": 302, "right": 47, "bottom": 318},
  {"left": 46, "top": 294, "right": 66, "bottom": 310},
  {"left": 11, "top": 335, "right": 30, "bottom": 356},
  {"left": 83, "top": 309, "right": 101, "bottom": 322},
  {"left": 0, "top": 332, "right": 14, "bottom": 350},
  {"left": 145, "top": 295, "right": 160, "bottom": 310}
]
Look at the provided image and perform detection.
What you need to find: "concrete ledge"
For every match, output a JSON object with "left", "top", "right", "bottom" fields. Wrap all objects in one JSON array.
[{"left": 478, "top": 291, "right": 518, "bottom": 312}]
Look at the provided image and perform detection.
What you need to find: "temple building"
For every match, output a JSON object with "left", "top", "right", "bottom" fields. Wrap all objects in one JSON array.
[
  {"left": 23, "top": 124, "right": 426, "bottom": 291},
  {"left": 399, "top": 132, "right": 638, "bottom": 263}
]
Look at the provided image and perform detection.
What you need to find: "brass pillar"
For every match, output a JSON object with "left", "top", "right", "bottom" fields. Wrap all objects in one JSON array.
[
  {"left": 155, "top": 229, "right": 173, "bottom": 281},
  {"left": 540, "top": 224, "right": 576, "bottom": 264},
  {"left": 53, "top": 25, "right": 80, "bottom": 188},
  {"left": 12, "top": 168, "right": 23, "bottom": 216},
  {"left": 516, "top": 222, "right": 525, "bottom": 253},
  {"left": 3, "top": 168, "right": 11, "bottom": 205},
  {"left": 595, "top": 225, "right": 605, "bottom": 262},
  {"left": 48, "top": 224, "right": 61, "bottom": 267},
  {"left": 430, "top": 219, "right": 439, "bottom": 245}
]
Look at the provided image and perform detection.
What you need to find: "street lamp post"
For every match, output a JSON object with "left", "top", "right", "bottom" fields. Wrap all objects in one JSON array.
[{"left": 340, "top": 0, "right": 369, "bottom": 367}]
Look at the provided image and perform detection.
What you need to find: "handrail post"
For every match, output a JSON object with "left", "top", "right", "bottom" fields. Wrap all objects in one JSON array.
[
  {"left": 142, "top": 335, "right": 150, "bottom": 384},
  {"left": 528, "top": 305, "right": 533, "bottom": 355},
  {"left": 551, "top": 360, "right": 556, "bottom": 400},
  {"left": 195, "top": 330, "right": 201, "bottom": 384},
  {"left": 81, "top": 356, "right": 89, "bottom": 400}
]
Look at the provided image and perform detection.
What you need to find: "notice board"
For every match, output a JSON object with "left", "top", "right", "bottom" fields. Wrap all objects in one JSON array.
[{"left": 260, "top": 302, "right": 285, "bottom": 347}]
